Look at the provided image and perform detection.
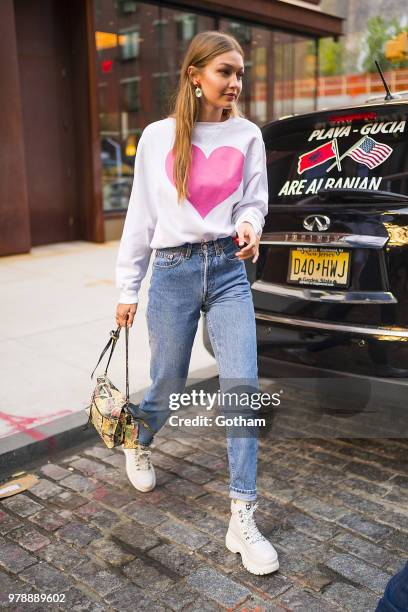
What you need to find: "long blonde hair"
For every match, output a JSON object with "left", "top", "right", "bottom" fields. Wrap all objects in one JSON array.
[{"left": 168, "top": 31, "right": 244, "bottom": 204}]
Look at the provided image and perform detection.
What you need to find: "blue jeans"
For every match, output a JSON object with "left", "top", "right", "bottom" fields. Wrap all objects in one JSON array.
[
  {"left": 376, "top": 561, "right": 408, "bottom": 612},
  {"left": 130, "top": 235, "right": 259, "bottom": 501}
]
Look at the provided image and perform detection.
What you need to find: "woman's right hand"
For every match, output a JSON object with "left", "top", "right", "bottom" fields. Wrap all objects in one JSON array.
[{"left": 116, "top": 303, "right": 138, "bottom": 328}]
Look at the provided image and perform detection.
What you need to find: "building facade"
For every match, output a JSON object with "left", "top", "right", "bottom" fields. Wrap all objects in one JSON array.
[{"left": 1, "top": 0, "right": 342, "bottom": 256}]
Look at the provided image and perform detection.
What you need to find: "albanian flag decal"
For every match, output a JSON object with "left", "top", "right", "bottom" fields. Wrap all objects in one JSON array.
[{"left": 297, "top": 139, "right": 340, "bottom": 174}]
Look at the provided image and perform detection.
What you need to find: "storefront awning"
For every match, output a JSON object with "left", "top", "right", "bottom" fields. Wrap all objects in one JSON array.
[{"left": 171, "top": 0, "right": 343, "bottom": 38}]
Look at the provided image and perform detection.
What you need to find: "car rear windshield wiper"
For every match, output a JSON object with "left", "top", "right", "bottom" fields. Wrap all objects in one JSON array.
[{"left": 295, "top": 188, "right": 408, "bottom": 205}]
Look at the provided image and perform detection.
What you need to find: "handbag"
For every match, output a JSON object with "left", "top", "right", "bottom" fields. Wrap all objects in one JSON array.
[{"left": 83, "top": 322, "right": 152, "bottom": 449}]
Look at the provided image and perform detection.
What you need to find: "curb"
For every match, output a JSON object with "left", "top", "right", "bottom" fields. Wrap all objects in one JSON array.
[{"left": 0, "top": 366, "right": 219, "bottom": 480}]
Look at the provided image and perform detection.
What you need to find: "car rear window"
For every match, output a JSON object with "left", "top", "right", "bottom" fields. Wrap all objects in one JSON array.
[{"left": 264, "top": 104, "right": 408, "bottom": 204}]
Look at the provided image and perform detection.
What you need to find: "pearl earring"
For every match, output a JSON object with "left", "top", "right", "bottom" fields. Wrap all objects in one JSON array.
[{"left": 194, "top": 84, "right": 202, "bottom": 98}]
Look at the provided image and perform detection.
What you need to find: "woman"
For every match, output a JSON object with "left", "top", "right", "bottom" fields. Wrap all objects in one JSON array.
[{"left": 115, "top": 30, "right": 278, "bottom": 576}]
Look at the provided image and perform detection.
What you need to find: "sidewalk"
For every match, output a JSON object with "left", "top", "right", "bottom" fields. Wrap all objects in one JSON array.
[{"left": 0, "top": 241, "right": 217, "bottom": 454}]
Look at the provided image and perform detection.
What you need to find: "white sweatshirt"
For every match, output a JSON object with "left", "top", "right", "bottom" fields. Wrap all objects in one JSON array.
[{"left": 115, "top": 115, "right": 269, "bottom": 303}]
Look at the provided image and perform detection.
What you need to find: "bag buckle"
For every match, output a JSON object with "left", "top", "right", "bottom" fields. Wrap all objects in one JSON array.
[{"left": 110, "top": 329, "right": 120, "bottom": 341}]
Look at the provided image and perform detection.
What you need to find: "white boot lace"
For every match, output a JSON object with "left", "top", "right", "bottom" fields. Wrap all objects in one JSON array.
[
  {"left": 134, "top": 447, "right": 152, "bottom": 470},
  {"left": 237, "top": 501, "right": 266, "bottom": 544}
]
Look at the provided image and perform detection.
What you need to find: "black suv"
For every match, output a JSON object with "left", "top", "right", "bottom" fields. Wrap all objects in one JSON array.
[{"left": 204, "top": 99, "right": 408, "bottom": 381}]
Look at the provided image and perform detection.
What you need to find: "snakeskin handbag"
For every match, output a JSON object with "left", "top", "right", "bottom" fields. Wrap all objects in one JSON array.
[{"left": 84, "top": 323, "right": 152, "bottom": 449}]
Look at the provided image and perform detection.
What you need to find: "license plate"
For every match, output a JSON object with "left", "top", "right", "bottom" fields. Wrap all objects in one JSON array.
[{"left": 287, "top": 247, "right": 351, "bottom": 287}]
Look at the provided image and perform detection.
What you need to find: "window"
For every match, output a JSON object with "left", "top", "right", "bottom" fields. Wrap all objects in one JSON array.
[
  {"left": 119, "top": 29, "right": 140, "bottom": 60},
  {"left": 121, "top": 78, "right": 140, "bottom": 112},
  {"left": 228, "top": 22, "right": 252, "bottom": 45},
  {"left": 175, "top": 14, "right": 197, "bottom": 41},
  {"left": 117, "top": 0, "right": 138, "bottom": 16}
]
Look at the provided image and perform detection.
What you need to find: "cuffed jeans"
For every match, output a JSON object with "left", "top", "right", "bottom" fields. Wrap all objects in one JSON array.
[{"left": 129, "top": 235, "right": 259, "bottom": 501}]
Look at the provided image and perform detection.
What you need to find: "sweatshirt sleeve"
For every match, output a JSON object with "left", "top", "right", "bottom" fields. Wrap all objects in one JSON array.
[
  {"left": 232, "top": 130, "right": 269, "bottom": 238},
  {"left": 115, "top": 127, "right": 157, "bottom": 304}
]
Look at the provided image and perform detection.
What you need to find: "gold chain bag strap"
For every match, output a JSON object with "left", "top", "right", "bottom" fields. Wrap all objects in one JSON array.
[{"left": 83, "top": 322, "right": 152, "bottom": 449}]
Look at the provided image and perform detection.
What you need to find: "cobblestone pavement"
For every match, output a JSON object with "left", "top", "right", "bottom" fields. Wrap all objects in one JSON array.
[{"left": 1, "top": 385, "right": 408, "bottom": 611}]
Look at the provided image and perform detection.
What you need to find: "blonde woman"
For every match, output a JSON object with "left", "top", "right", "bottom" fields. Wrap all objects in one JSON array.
[{"left": 115, "top": 30, "right": 278, "bottom": 576}]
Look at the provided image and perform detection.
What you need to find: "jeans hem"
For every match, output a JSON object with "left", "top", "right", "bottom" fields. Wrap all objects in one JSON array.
[{"left": 229, "top": 487, "right": 257, "bottom": 502}]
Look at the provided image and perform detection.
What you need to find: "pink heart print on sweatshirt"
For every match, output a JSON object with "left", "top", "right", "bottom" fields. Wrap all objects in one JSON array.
[{"left": 165, "top": 145, "right": 245, "bottom": 219}]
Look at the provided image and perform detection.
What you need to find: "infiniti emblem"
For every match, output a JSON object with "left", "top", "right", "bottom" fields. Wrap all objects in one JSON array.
[{"left": 303, "top": 214, "right": 331, "bottom": 231}]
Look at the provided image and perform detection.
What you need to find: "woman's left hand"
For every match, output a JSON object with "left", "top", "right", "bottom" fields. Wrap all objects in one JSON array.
[{"left": 235, "top": 222, "right": 260, "bottom": 263}]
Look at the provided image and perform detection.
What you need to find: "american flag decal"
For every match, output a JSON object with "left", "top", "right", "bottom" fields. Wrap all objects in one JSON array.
[{"left": 346, "top": 136, "right": 393, "bottom": 169}]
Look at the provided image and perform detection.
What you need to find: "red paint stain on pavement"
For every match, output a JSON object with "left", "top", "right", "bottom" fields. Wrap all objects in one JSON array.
[{"left": 0, "top": 409, "right": 74, "bottom": 440}]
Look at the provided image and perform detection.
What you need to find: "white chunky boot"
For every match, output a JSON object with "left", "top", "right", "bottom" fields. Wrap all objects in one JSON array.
[
  {"left": 225, "top": 499, "right": 279, "bottom": 575},
  {"left": 122, "top": 444, "right": 156, "bottom": 492}
]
